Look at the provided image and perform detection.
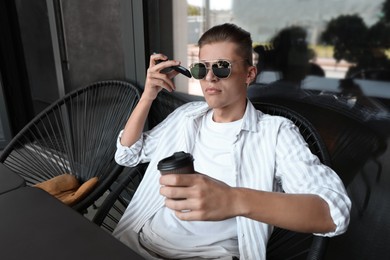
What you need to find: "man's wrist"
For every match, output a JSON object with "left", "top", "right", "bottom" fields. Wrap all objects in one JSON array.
[
  {"left": 139, "top": 94, "right": 156, "bottom": 104},
  {"left": 231, "top": 187, "right": 252, "bottom": 218}
]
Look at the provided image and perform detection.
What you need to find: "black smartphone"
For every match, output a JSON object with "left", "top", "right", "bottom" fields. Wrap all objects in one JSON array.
[{"left": 156, "top": 59, "right": 192, "bottom": 78}]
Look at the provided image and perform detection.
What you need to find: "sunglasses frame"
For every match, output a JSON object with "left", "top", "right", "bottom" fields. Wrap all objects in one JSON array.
[{"left": 190, "top": 59, "right": 234, "bottom": 80}]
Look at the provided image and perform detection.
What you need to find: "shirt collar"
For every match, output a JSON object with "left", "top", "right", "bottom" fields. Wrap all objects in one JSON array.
[
  {"left": 184, "top": 99, "right": 261, "bottom": 133},
  {"left": 242, "top": 100, "right": 261, "bottom": 133}
]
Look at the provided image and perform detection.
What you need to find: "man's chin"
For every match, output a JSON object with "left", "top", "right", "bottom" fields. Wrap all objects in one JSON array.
[{"left": 204, "top": 97, "right": 221, "bottom": 109}]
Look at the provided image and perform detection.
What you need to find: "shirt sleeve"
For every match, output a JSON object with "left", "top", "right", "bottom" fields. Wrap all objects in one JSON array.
[
  {"left": 114, "top": 130, "right": 145, "bottom": 167},
  {"left": 114, "top": 117, "right": 168, "bottom": 167},
  {"left": 275, "top": 119, "right": 351, "bottom": 237},
  {"left": 114, "top": 103, "right": 189, "bottom": 168}
]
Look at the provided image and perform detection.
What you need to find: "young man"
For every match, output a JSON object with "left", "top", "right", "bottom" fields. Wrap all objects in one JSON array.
[{"left": 113, "top": 23, "right": 351, "bottom": 260}]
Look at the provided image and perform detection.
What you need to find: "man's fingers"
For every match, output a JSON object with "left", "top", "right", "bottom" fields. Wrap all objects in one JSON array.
[
  {"left": 160, "top": 185, "right": 193, "bottom": 199},
  {"left": 164, "top": 197, "right": 201, "bottom": 212},
  {"left": 148, "top": 76, "right": 175, "bottom": 92},
  {"left": 159, "top": 173, "right": 198, "bottom": 186},
  {"left": 150, "top": 53, "right": 167, "bottom": 66}
]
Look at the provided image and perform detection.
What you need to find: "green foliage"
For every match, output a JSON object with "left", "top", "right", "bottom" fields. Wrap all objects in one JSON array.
[
  {"left": 381, "top": 0, "right": 390, "bottom": 22},
  {"left": 320, "top": 15, "right": 368, "bottom": 63},
  {"left": 311, "top": 45, "right": 334, "bottom": 58},
  {"left": 368, "top": 21, "right": 390, "bottom": 48},
  {"left": 320, "top": 0, "right": 390, "bottom": 76},
  {"left": 188, "top": 5, "right": 201, "bottom": 16}
]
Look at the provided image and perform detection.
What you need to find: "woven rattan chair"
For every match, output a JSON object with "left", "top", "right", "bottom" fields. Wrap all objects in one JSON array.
[
  {"left": 93, "top": 90, "right": 197, "bottom": 230},
  {"left": 147, "top": 90, "right": 204, "bottom": 129},
  {"left": 93, "top": 95, "right": 332, "bottom": 260},
  {"left": 0, "top": 80, "right": 140, "bottom": 213},
  {"left": 252, "top": 102, "right": 331, "bottom": 260}
]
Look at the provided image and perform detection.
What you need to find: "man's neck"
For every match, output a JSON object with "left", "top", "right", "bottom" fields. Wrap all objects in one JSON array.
[{"left": 212, "top": 103, "right": 247, "bottom": 123}]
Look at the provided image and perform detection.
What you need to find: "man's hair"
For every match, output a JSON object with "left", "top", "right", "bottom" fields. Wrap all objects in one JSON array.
[{"left": 198, "top": 23, "right": 253, "bottom": 65}]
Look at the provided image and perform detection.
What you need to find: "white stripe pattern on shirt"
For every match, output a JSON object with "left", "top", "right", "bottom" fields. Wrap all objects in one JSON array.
[{"left": 113, "top": 100, "right": 351, "bottom": 260}]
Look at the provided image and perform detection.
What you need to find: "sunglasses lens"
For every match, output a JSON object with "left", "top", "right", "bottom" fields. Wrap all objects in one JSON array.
[
  {"left": 191, "top": 60, "right": 232, "bottom": 79},
  {"left": 212, "top": 60, "right": 231, "bottom": 78},
  {"left": 190, "top": 63, "right": 207, "bottom": 79}
]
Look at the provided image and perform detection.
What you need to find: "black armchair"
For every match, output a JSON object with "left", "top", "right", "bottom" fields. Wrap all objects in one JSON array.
[
  {"left": 0, "top": 80, "right": 140, "bottom": 213},
  {"left": 93, "top": 93, "right": 332, "bottom": 260},
  {"left": 252, "top": 102, "right": 331, "bottom": 260},
  {"left": 93, "top": 90, "right": 196, "bottom": 230}
]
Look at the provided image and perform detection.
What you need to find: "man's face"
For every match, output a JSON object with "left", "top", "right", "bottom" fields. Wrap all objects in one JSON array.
[{"left": 198, "top": 42, "right": 256, "bottom": 119}]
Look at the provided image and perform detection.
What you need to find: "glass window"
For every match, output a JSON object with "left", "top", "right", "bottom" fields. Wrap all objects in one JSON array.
[
  {"left": 0, "top": 76, "right": 12, "bottom": 149},
  {"left": 180, "top": 1, "right": 390, "bottom": 186},
  {"left": 182, "top": 0, "right": 390, "bottom": 115}
]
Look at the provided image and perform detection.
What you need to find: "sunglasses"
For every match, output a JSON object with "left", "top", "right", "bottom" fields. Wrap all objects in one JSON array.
[{"left": 190, "top": 60, "right": 237, "bottom": 80}]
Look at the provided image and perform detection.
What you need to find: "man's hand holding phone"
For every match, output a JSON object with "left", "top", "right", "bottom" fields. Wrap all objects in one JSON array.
[
  {"left": 143, "top": 53, "right": 181, "bottom": 99},
  {"left": 155, "top": 59, "right": 192, "bottom": 78}
]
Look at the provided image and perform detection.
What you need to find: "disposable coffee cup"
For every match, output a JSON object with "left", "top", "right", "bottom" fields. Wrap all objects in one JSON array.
[{"left": 157, "top": 151, "right": 194, "bottom": 175}]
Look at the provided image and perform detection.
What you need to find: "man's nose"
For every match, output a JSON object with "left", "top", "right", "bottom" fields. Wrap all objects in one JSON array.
[{"left": 204, "top": 68, "right": 217, "bottom": 81}]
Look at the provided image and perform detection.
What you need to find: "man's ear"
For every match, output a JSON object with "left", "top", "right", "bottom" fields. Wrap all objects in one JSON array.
[{"left": 246, "top": 66, "right": 257, "bottom": 85}]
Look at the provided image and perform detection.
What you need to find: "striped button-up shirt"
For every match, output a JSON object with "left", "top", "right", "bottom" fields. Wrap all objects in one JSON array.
[{"left": 113, "top": 100, "right": 351, "bottom": 260}]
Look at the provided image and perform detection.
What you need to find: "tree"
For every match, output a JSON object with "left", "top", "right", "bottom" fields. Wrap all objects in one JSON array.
[
  {"left": 381, "top": 0, "right": 390, "bottom": 22},
  {"left": 188, "top": 5, "right": 201, "bottom": 16},
  {"left": 321, "top": 15, "right": 368, "bottom": 64},
  {"left": 320, "top": 0, "right": 390, "bottom": 78}
]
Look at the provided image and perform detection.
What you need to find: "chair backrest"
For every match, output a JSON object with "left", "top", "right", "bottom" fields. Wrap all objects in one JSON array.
[
  {"left": 253, "top": 102, "right": 331, "bottom": 166},
  {"left": 252, "top": 101, "right": 331, "bottom": 260},
  {"left": 93, "top": 90, "right": 199, "bottom": 229},
  {"left": 147, "top": 90, "right": 204, "bottom": 129},
  {"left": 0, "top": 80, "right": 141, "bottom": 212},
  {"left": 94, "top": 96, "right": 332, "bottom": 259},
  {"left": 250, "top": 94, "right": 385, "bottom": 187}
]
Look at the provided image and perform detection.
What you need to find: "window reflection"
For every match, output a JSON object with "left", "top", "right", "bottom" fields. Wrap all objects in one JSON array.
[
  {"left": 185, "top": 0, "right": 390, "bottom": 88},
  {"left": 184, "top": 0, "right": 390, "bottom": 194},
  {"left": 185, "top": 0, "right": 390, "bottom": 114}
]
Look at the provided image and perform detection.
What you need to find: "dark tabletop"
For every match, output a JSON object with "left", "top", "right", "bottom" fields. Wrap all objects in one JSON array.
[
  {"left": 0, "top": 187, "right": 144, "bottom": 260},
  {"left": 0, "top": 163, "right": 25, "bottom": 195}
]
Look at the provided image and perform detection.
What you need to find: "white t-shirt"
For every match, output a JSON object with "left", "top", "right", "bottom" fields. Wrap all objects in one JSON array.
[{"left": 140, "top": 110, "right": 242, "bottom": 259}]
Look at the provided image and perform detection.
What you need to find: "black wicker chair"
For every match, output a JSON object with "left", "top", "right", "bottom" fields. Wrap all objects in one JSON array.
[
  {"left": 252, "top": 102, "right": 331, "bottom": 260},
  {"left": 147, "top": 90, "right": 204, "bottom": 129},
  {"left": 92, "top": 90, "right": 198, "bottom": 230},
  {"left": 93, "top": 94, "right": 332, "bottom": 260},
  {"left": 0, "top": 80, "right": 140, "bottom": 213}
]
